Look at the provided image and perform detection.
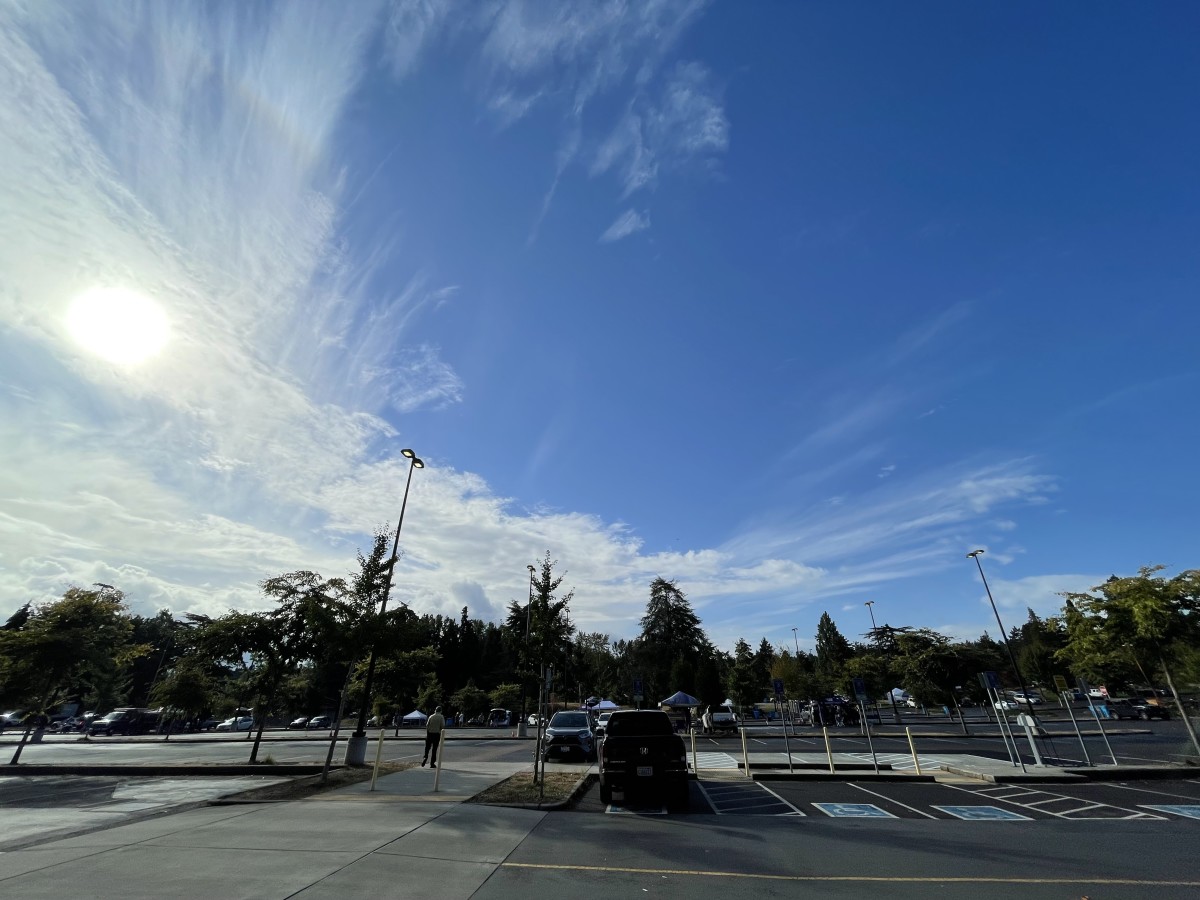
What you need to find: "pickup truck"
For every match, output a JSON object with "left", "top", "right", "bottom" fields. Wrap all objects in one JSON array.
[
  {"left": 701, "top": 704, "right": 738, "bottom": 735},
  {"left": 597, "top": 710, "right": 689, "bottom": 809}
]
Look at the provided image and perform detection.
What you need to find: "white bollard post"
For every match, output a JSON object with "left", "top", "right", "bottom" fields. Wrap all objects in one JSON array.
[
  {"left": 904, "top": 726, "right": 922, "bottom": 775},
  {"left": 369, "top": 727, "right": 386, "bottom": 791},
  {"left": 823, "top": 726, "right": 835, "bottom": 774},
  {"left": 433, "top": 733, "right": 443, "bottom": 792},
  {"left": 740, "top": 721, "right": 751, "bottom": 778}
]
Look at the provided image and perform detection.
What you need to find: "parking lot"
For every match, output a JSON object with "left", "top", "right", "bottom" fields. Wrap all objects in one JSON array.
[{"left": 576, "top": 776, "right": 1200, "bottom": 822}]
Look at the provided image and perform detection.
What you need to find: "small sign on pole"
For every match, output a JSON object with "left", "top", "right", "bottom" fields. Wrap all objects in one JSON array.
[{"left": 852, "top": 676, "right": 869, "bottom": 706}]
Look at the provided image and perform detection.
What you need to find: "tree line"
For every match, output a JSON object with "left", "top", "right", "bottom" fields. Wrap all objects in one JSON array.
[{"left": 2, "top": 535, "right": 1195, "bottom": 749}]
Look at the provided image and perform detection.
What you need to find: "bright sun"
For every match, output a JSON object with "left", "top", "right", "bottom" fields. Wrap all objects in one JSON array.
[{"left": 66, "top": 287, "right": 170, "bottom": 365}]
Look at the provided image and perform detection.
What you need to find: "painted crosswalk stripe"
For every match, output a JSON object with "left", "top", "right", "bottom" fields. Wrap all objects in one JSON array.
[
  {"left": 934, "top": 806, "right": 1030, "bottom": 821},
  {"left": 694, "top": 751, "right": 739, "bottom": 769},
  {"left": 813, "top": 802, "right": 896, "bottom": 818}
]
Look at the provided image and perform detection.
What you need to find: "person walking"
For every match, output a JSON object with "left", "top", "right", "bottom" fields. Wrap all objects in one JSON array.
[{"left": 421, "top": 706, "right": 446, "bottom": 767}]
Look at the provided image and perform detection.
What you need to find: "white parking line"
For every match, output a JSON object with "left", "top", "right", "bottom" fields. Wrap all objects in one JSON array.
[
  {"left": 848, "top": 783, "right": 936, "bottom": 819},
  {"left": 756, "top": 782, "right": 806, "bottom": 816},
  {"left": 1105, "top": 783, "right": 1200, "bottom": 802},
  {"left": 694, "top": 781, "right": 723, "bottom": 814}
]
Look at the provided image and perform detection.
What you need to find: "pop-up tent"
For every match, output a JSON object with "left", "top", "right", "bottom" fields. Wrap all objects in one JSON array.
[
  {"left": 401, "top": 709, "right": 428, "bottom": 723},
  {"left": 583, "top": 698, "right": 619, "bottom": 710},
  {"left": 660, "top": 691, "right": 701, "bottom": 707}
]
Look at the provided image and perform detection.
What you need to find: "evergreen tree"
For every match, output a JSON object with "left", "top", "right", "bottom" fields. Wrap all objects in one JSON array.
[
  {"left": 726, "top": 638, "right": 761, "bottom": 710},
  {"left": 814, "top": 612, "right": 852, "bottom": 679}
]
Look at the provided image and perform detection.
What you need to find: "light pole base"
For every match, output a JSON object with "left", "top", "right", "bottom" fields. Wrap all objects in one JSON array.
[
  {"left": 517, "top": 722, "right": 528, "bottom": 737},
  {"left": 344, "top": 733, "right": 368, "bottom": 766}
]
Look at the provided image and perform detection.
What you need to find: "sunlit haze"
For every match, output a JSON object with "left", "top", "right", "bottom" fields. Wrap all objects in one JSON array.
[{"left": 66, "top": 287, "right": 169, "bottom": 365}]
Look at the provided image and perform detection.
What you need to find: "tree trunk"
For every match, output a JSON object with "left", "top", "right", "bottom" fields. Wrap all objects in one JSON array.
[
  {"left": 249, "top": 688, "right": 276, "bottom": 764},
  {"left": 1161, "top": 657, "right": 1200, "bottom": 758}
]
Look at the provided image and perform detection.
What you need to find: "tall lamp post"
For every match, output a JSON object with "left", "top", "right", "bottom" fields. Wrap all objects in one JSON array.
[
  {"left": 791, "top": 627, "right": 799, "bottom": 658},
  {"left": 866, "top": 601, "right": 901, "bottom": 724},
  {"left": 345, "top": 448, "right": 423, "bottom": 766},
  {"left": 518, "top": 564, "right": 535, "bottom": 738},
  {"left": 967, "top": 549, "right": 1038, "bottom": 719}
]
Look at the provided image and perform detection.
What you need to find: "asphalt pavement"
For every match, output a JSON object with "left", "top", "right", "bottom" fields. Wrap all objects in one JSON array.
[{"left": 5, "top": 764, "right": 1199, "bottom": 900}]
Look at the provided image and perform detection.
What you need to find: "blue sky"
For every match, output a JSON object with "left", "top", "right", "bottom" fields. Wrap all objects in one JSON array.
[{"left": 1, "top": 1, "right": 1196, "bottom": 653}]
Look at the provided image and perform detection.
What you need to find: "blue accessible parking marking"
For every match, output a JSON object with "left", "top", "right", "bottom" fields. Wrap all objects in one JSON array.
[
  {"left": 933, "top": 806, "right": 1030, "bottom": 821},
  {"left": 813, "top": 802, "right": 896, "bottom": 818},
  {"left": 1140, "top": 805, "right": 1200, "bottom": 820}
]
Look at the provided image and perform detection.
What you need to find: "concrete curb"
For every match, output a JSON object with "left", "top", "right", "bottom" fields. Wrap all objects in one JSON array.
[
  {"left": 2, "top": 764, "right": 333, "bottom": 776},
  {"left": 940, "top": 763, "right": 1192, "bottom": 783},
  {"left": 472, "top": 772, "right": 597, "bottom": 811}
]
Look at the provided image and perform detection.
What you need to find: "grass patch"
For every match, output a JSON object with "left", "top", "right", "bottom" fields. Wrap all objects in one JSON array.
[
  {"left": 468, "top": 771, "right": 583, "bottom": 807},
  {"left": 222, "top": 762, "right": 414, "bottom": 803}
]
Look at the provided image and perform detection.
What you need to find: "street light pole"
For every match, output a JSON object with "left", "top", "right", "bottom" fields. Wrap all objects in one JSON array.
[
  {"left": 345, "top": 449, "right": 423, "bottom": 765},
  {"left": 518, "top": 564, "right": 535, "bottom": 738},
  {"left": 967, "top": 549, "right": 1038, "bottom": 720},
  {"left": 791, "top": 627, "right": 799, "bottom": 658},
  {"left": 866, "top": 601, "right": 901, "bottom": 724}
]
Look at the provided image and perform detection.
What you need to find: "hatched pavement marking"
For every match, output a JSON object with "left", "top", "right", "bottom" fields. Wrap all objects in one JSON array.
[{"left": 945, "top": 783, "right": 1163, "bottom": 820}]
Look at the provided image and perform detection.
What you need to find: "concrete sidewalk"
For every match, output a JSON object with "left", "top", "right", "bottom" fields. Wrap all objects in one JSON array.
[
  {"left": 0, "top": 762, "right": 536, "bottom": 899},
  {"left": 707, "top": 749, "right": 1188, "bottom": 783}
]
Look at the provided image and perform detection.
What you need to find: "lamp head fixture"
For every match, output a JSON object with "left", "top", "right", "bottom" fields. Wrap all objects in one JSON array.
[
  {"left": 401, "top": 448, "right": 415, "bottom": 459},
  {"left": 411, "top": 458, "right": 424, "bottom": 468},
  {"left": 966, "top": 549, "right": 984, "bottom": 559}
]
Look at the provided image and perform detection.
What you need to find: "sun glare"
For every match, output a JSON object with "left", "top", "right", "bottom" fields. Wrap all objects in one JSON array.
[{"left": 66, "top": 287, "right": 170, "bottom": 365}]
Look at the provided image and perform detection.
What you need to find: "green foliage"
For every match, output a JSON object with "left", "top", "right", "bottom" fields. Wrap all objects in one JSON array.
[
  {"left": 1059, "top": 566, "right": 1199, "bottom": 679},
  {"left": 725, "top": 638, "right": 761, "bottom": 710},
  {"left": 505, "top": 553, "right": 576, "bottom": 678},
  {"left": 0, "top": 586, "right": 137, "bottom": 711},
  {"left": 490, "top": 683, "right": 522, "bottom": 710},
  {"left": 150, "top": 654, "right": 215, "bottom": 718},
  {"left": 815, "top": 612, "right": 852, "bottom": 679},
  {"left": 449, "top": 680, "right": 491, "bottom": 717},
  {"left": 415, "top": 676, "right": 443, "bottom": 712}
]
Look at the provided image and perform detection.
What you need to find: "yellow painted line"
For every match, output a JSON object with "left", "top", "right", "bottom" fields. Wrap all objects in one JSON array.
[{"left": 500, "top": 862, "right": 1200, "bottom": 886}]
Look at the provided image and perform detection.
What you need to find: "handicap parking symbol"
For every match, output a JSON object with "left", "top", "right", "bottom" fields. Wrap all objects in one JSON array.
[
  {"left": 813, "top": 802, "right": 895, "bottom": 818},
  {"left": 933, "top": 805, "right": 1030, "bottom": 821}
]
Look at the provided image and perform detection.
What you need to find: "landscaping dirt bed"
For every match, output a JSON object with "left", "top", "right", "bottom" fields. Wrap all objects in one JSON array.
[{"left": 468, "top": 771, "right": 584, "bottom": 807}]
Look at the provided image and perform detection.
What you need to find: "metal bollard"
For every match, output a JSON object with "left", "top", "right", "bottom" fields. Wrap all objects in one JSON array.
[
  {"left": 369, "top": 727, "right": 386, "bottom": 791},
  {"left": 904, "top": 726, "right": 922, "bottom": 775},
  {"left": 433, "top": 734, "right": 443, "bottom": 792}
]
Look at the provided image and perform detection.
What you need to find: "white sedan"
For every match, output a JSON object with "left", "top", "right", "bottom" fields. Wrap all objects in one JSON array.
[
  {"left": 216, "top": 716, "right": 254, "bottom": 731},
  {"left": 993, "top": 699, "right": 1020, "bottom": 711}
]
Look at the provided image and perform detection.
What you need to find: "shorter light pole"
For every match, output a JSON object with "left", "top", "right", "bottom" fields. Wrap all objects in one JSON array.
[
  {"left": 518, "top": 564, "right": 535, "bottom": 737},
  {"left": 866, "top": 601, "right": 900, "bottom": 724}
]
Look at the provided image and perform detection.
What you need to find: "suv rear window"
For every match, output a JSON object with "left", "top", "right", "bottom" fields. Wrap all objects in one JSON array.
[{"left": 605, "top": 711, "right": 672, "bottom": 737}]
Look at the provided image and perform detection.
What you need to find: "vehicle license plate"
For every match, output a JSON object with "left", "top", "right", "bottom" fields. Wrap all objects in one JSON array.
[{"left": 637, "top": 766, "right": 653, "bottom": 777}]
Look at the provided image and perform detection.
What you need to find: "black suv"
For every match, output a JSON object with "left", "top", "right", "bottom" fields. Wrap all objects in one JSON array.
[
  {"left": 542, "top": 711, "right": 595, "bottom": 762},
  {"left": 1110, "top": 698, "right": 1170, "bottom": 721}
]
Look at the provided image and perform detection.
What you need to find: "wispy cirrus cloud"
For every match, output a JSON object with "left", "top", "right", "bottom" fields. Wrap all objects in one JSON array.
[
  {"left": 591, "top": 60, "right": 729, "bottom": 197},
  {"left": 600, "top": 209, "right": 651, "bottom": 243}
]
